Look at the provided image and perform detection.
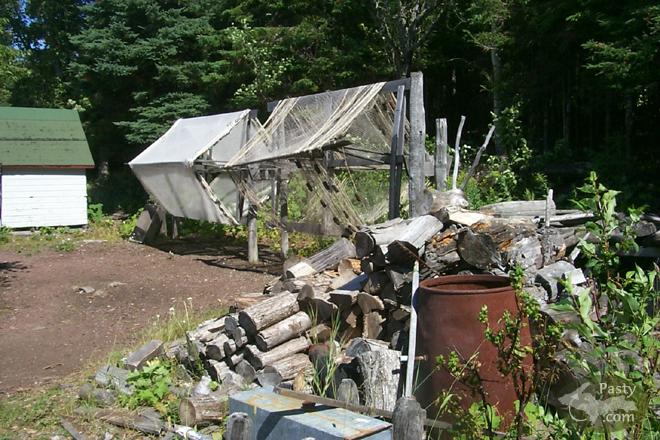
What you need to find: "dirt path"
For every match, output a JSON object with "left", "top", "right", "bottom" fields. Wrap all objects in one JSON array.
[{"left": 0, "top": 239, "right": 277, "bottom": 394}]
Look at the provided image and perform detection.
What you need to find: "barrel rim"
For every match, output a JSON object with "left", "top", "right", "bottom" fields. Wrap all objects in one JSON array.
[{"left": 420, "top": 274, "right": 512, "bottom": 295}]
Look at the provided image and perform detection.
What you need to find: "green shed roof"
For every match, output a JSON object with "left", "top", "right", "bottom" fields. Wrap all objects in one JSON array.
[{"left": 0, "top": 107, "right": 94, "bottom": 167}]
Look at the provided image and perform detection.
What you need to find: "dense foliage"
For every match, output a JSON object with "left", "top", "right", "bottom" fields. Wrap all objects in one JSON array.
[{"left": 1, "top": 0, "right": 658, "bottom": 211}]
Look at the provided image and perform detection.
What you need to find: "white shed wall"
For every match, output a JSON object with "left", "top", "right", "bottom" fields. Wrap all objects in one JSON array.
[{"left": 1, "top": 168, "right": 88, "bottom": 228}]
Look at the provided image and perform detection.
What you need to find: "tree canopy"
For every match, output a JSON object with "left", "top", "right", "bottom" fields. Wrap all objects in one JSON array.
[{"left": 1, "top": 0, "right": 657, "bottom": 208}]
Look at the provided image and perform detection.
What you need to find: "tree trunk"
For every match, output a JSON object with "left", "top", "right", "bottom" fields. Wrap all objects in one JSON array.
[{"left": 491, "top": 46, "right": 504, "bottom": 155}]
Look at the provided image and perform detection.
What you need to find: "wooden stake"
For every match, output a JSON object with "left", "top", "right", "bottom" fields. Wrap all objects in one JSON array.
[
  {"left": 389, "top": 85, "right": 406, "bottom": 219},
  {"left": 452, "top": 116, "right": 466, "bottom": 190},
  {"left": 278, "top": 177, "right": 289, "bottom": 258},
  {"left": 461, "top": 124, "right": 495, "bottom": 190},
  {"left": 404, "top": 261, "right": 419, "bottom": 397},
  {"left": 247, "top": 204, "right": 258, "bottom": 264},
  {"left": 435, "top": 118, "right": 449, "bottom": 191},
  {"left": 409, "top": 72, "right": 426, "bottom": 217}
]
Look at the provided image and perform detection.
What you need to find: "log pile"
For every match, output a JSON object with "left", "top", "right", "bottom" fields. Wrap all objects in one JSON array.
[{"left": 176, "top": 203, "right": 659, "bottom": 417}]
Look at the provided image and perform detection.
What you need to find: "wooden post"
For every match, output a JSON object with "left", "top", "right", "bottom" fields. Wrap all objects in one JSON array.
[
  {"left": 545, "top": 188, "right": 554, "bottom": 228},
  {"left": 226, "top": 412, "right": 252, "bottom": 440},
  {"left": 452, "top": 115, "right": 466, "bottom": 190},
  {"left": 389, "top": 85, "right": 406, "bottom": 219},
  {"left": 392, "top": 396, "right": 426, "bottom": 440},
  {"left": 435, "top": 118, "right": 448, "bottom": 191},
  {"left": 247, "top": 204, "right": 258, "bottom": 264},
  {"left": 404, "top": 261, "right": 419, "bottom": 397},
  {"left": 409, "top": 72, "right": 426, "bottom": 218},
  {"left": 278, "top": 177, "right": 289, "bottom": 258}
]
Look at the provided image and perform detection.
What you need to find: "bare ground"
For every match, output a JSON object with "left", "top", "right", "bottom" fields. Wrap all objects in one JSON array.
[{"left": 0, "top": 239, "right": 278, "bottom": 394}]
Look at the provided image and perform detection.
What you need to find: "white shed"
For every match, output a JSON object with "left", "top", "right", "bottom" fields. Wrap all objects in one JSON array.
[{"left": 0, "top": 107, "right": 94, "bottom": 228}]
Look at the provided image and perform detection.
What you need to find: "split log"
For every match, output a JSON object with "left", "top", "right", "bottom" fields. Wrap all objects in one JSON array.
[
  {"left": 363, "top": 312, "right": 385, "bottom": 339},
  {"left": 230, "top": 327, "right": 248, "bottom": 347},
  {"left": 457, "top": 229, "right": 502, "bottom": 269},
  {"left": 238, "top": 291, "right": 299, "bottom": 336},
  {"left": 307, "top": 323, "right": 332, "bottom": 343},
  {"left": 61, "top": 418, "right": 88, "bottom": 440},
  {"left": 357, "top": 349, "right": 401, "bottom": 412},
  {"left": 346, "top": 337, "right": 390, "bottom": 357},
  {"left": 357, "top": 292, "right": 385, "bottom": 315},
  {"left": 355, "top": 218, "right": 411, "bottom": 258},
  {"left": 234, "top": 360, "right": 257, "bottom": 384},
  {"left": 95, "top": 365, "right": 131, "bottom": 395},
  {"left": 479, "top": 200, "right": 556, "bottom": 218},
  {"left": 255, "top": 311, "right": 312, "bottom": 351},
  {"left": 226, "top": 412, "right": 252, "bottom": 440},
  {"left": 300, "top": 289, "right": 338, "bottom": 322},
  {"left": 364, "top": 271, "right": 390, "bottom": 295},
  {"left": 503, "top": 235, "right": 543, "bottom": 269},
  {"left": 124, "top": 340, "right": 163, "bottom": 371},
  {"left": 224, "top": 314, "right": 239, "bottom": 334},
  {"left": 226, "top": 352, "right": 244, "bottom": 368},
  {"left": 392, "top": 306, "right": 411, "bottom": 321},
  {"left": 205, "top": 334, "right": 229, "bottom": 361},
  {"left": 336, "top": 378, "right": 360, "bottom": 406},
  {"left": 328, "top": 290, "right": 358, "bottom": 310},
  {"left": 224, "top": 339, "right": 237, "bottom": 356},
  {"left": 285, "top": 238, "right": 356, "bottom": 279},
  {"left": 245, "top": 336, "right": 310, "bottom": 370},
  {"left": 387, "top": 215, "right": 444, "bottom": 265},
  {"left": 392, "top": 397, "right": 426, "bottom": 440},
  {"left": 330, "top": 259, "right": 358, "bottom": 290},
  {"left": 342, "top": 304, "right": 362, "bottom": 329},
  {"left": 256, "top": 367, "right": 283, "bottom": 387},
  {"left": 539, "top": 228, "right": 567, "bottom": 265},
  {"left": 207, "top": 359, "right": 231, "bottom": 382},
  {"left": 265, "top": 353, "right": 313, "bottom": 381},
  {"left": 93, "top": 408, "right": 165, "bottom": 435},
  {"left": 179, "top": 395, "right": 225, "bottom": 426}
]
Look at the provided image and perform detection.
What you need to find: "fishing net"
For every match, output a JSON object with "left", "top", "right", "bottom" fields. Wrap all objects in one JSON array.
[{"left": 226, "top": 82, "right": 408, "bottom": 230}]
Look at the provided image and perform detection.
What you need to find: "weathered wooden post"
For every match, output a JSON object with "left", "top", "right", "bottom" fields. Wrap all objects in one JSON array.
[
  {"left": 226, "top": 412, "right": 252, "bottom": 440},
  {"left": 435, "top": 118, "right": 448, "bottom": 191},
  {"left": 388, "top": 85, "right": 406, "bottom": 219},
  {"left": 409, "top": 72, "right": 426, "bottom": 217},
  {"left": 392, "top": 396, "right": 426, "bottom": 440},
  {"left": 277, "top": 176, "right": 289, "bottom": 258},
  {"left": 247, "top": 204, "right": 258, "bottom": 264}
]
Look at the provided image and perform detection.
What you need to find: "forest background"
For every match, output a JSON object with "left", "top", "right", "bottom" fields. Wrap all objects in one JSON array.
[{"left": 1, "top": 0, "right": 658, "bottom": 214}]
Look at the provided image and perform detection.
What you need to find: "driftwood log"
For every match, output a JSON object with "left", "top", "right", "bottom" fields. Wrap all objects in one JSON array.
[{"left": 238, "top": 291, "right": 299, "bottom": 335}]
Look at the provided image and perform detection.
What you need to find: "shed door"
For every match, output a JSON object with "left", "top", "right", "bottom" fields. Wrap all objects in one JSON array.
[{"left": 1, "top": 168, "right": 88, "bottom": 228}]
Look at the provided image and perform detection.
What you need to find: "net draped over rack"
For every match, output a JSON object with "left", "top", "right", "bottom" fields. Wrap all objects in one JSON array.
[{"left": 129, "top": 81, "right": 407, "bottom": 230}]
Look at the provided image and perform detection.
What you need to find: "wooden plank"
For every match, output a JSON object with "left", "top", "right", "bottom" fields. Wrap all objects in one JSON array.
[
  {"left": 435, "top": 118, "right": 448, "bottom": 191},
  {"left": 408, "top": 72, "right": 426, "bottom": 217}
]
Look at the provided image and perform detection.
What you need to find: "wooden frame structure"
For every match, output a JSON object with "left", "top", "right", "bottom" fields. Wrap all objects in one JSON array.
[{"left": 196, "top": 73, "right": 434, "bottom": 263}]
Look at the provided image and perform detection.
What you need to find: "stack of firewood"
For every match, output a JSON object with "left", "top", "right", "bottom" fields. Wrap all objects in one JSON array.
[{"left": 176, "top": 201, "right": 659, "bottom": 424}]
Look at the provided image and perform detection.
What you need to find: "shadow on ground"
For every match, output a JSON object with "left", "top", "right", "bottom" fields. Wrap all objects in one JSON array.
[{"left": 147, "top": 237, "right": 283, "bottom": 276}]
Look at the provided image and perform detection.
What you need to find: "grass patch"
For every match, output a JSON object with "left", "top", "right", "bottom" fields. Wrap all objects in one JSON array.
[{"left": 0, "top": 386, "right": 76, "bottom": 439}]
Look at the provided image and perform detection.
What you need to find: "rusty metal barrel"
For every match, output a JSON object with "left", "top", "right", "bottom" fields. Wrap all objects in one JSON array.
[{"left": 415, "top": 275, "right": 532, "bottom": 421}]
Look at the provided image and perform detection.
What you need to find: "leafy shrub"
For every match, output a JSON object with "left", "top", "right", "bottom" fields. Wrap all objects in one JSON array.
[
  {"left": 119, "top": 359, "right": 176, "bottom": 416},
  {"left": 0, "top": 226, "right": 11, "bottom": 244},
  {"left": 87, "top": 203, "right": 105, "bottom": 224}
]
